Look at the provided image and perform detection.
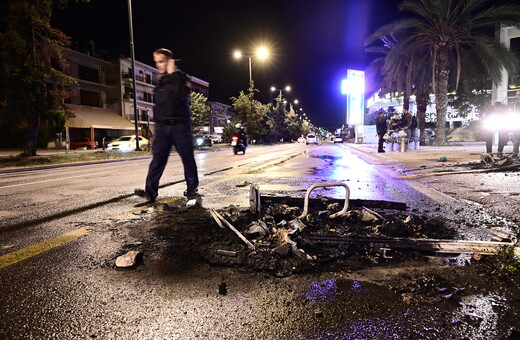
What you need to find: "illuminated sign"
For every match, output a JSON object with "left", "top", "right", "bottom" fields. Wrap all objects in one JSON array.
[{"left": 344, "top": 69, "right": 365, "bottom": 126}]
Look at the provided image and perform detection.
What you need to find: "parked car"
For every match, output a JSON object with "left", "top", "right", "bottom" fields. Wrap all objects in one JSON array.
[
  {"left": 70, "top": 137, "right": 97, "bottom": 150},
  {"left": 194, "top": 134, "right": 213, "bottom": 148},
  {"left": 306, "top": 134, "right": 319, "bottom": 145},
  {"left": 106, "top": 135, "right": 149, "bottom": 151},
  {"left": 209, "top": 134, "right": 222, "bottom": 144},
  {"left": 97, "top": 136, "right": 117, "bottom": 150},
  {"left": 334, "top": 135, "right": 343, "bottom": 143},
  {"left": 297, "top": 136, "right": 306, "bottom": 143}
]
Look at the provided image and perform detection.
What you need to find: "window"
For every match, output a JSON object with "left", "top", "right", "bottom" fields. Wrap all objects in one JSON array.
[
  {"left": 80, "top": 90, "right": 100, "bottom": 107},
  {"left": 78, "top": 65, "right": 99, "bottom": 83}
]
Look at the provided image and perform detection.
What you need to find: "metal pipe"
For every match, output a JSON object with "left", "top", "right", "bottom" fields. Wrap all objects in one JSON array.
[{"left": 299, "top": 182, "right": 350, "bottom": 219}]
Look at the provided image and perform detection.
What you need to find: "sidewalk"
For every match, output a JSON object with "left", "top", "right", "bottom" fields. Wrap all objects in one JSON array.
[{"left": 348, "top": 141, "right": 489, "bottom": 169}]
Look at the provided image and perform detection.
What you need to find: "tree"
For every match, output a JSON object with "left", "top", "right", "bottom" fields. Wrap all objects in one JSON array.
[
  {"left": 272, "top": 95, "right": 290, "bottom": 142},
  {"left": 0, "top": 0, "right": 79, "bottom": 155},
  {"left": 366, "top": 33, "right": 433, "bottom": 145},
  {"left": 300, "top": 120, "right": 311, "bottom": 137},
  {"left": 285, "top": 104, "right": 301, "bottom": 141},
  {"left": 230, "top": 84, "right": 270, "bottom": 142},
  {"left": 367, "top": 0, "right": 520, "bottom": 145},
  {"left": 190, "top": 92, "right": 210, "bottom": 128}
]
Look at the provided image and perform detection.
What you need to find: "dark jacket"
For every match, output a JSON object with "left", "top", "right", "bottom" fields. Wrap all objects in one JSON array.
[
  {"left": 233, "top": 129, "right": 248, "bottom": 146},
  {"left": 376, "top": 115, "right": 388, "bottom": 135},
  {"left": 401, "top": 112, "right": 412, "bottom": 130},
  {"left": 153, "top": 71, "right": 191, "bottom": 122}
]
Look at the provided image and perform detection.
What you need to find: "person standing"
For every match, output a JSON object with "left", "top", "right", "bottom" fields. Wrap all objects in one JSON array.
[
  {"left": 135, "top": 48, "right": 199, "bottom": 205},
  {"left": 483, "top": 102, "right": 508, "bottom": 155},
  {"left": 512, "top": 90, "right": 520, "bottom": 158},
  {"left": 375, "top": 110, "right": 387, "bottom": 153},
  {"left": 401, "top": 108, "right": 413, "bottom": 139},
  {"left": 388, "top": 111, "right": 401, "bottom": 131}
]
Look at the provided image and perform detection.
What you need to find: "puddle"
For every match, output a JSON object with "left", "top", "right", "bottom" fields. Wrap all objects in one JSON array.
[{"left": 292, "top": 279, "right": 515, "bottom": 340}]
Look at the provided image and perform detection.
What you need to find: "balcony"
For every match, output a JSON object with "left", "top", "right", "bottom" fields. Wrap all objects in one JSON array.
[{"left": 122, "top": 71, "right": 153, "bottom": 85}]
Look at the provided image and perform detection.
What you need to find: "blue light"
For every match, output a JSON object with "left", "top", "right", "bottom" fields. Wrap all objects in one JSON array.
[{"left": 341, "top": 79, "right": 348, "bottom": 95}]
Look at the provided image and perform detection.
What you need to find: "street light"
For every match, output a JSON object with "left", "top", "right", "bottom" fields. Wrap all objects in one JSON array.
[
  {"left": 233, "top": 47, "right": 269, "bottom": 87},
  {"left": 270, "top": 85, "right": 291, "bottom": 98}
]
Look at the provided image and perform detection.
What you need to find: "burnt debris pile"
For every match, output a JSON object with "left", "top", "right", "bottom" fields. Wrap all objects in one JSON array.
[{"left": 195, "top": 194, "right": 460, "bottom": 276}]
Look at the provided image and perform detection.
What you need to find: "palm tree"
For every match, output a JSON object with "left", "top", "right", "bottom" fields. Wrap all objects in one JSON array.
[
  {"left": 367, "top": 0, "right": 520, "bottom": 145},
  {"left": 366, "top": 33, "right": 433, "bottom": 145}
]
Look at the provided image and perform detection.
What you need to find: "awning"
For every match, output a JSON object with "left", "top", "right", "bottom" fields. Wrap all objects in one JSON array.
[
  {"left": 68, "top": 107, "right": 136, "bottom": 130},
  {"left": 367, "top": 98, "right": 403, "bottom": 109}
]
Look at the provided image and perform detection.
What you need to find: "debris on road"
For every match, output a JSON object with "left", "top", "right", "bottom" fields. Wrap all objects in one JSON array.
[
  {"left": 115, "top": 250, "right": 142, "bottom": 268},
  {"left": 210, "top": 209, "right": 255, "bottom": 250},
  {"left": 395, "top": 153, "right": 520, "bottom": 179},
  {"left": 201, "top": 183, "right": 519, "bottom": 275},
  {"left": 218, "top": 281, "right": 227, "bottom": 295},
  {"left": 236, "top": 181, "right": 252, "bottom": 187}
]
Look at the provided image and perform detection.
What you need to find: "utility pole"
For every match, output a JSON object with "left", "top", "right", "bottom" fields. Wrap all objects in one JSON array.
[{"left": 127, "top": 0, "right": 141, "bottom": 151}]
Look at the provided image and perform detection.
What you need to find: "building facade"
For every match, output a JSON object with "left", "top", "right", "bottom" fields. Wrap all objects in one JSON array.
[
  {"left": 62, "top": 48, "right": 213, "bottom": 148},
  {"left": 62, "top": 49, "right": 135, "bottom": 148},
  {"left": 207, "top": 101, "right": 234, "bottom": 134}
]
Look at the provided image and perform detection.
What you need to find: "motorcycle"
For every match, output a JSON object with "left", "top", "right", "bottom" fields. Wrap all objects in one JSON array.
[{"left": 231, "top": 136, "right": 246, "bottom": 155}]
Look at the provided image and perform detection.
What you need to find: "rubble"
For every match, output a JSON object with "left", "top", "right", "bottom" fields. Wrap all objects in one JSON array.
[
  {"left": 115, "top": 251, "right": 142, "bottom": 268},
  {"left": 396, "top": 153, "right": 520, "bottom": 179},
  {"left": 218, "top": 281, "right": 227, "bottom": 295},
  {"left": 145, "top": 183, "right": 518, "bottom": 277},
  {"left": 217, "top": 250, "right": 237, "bottom": 257}
]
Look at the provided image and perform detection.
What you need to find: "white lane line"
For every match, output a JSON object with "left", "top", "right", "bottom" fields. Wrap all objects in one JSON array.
[{"left": 0, "top": 171, "right": 110, "bottom": 189}]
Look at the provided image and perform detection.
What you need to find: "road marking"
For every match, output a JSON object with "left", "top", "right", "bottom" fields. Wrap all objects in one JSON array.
[
  {"left": 0, "top": 226, "right": 91, "bottom": 269},
  {"left": 0, "top": 196, "right": 186, "bottom": 269},
  {"left": 0, "top": 171, "right": 110, "bottom": 189}
]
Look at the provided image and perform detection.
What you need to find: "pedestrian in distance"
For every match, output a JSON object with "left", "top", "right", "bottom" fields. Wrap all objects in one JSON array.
[
  {"left": 483, "top": 102, "right": 509, "bottom": 156},
  {"left": 375, "top": 110, "right": 387, "bottom": 153},
  {"left": 401, "top": 107, "right": 413, "bottom": 139},
  {"left": 388, "top": 111, "right": 401, "bottom": 132},
  {"left": 512, "top": 91, "right": 520, "bottom": 158},
  {"left": 135, "top": 48, "right": 200, "bottom": 206}
]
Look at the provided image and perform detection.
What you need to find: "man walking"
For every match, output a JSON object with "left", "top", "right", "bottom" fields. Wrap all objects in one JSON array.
[{"left": 135, "top": 48, "right": 199, "bottom": 205}]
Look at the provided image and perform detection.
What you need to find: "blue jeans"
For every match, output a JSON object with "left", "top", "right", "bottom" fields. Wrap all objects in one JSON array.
[{"left": 145, "top": 121, "right": 199, "bottom": 200}]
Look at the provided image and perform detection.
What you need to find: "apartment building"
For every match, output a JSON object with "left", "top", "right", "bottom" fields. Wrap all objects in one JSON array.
[
  {"left": 62, "top": 48, "right": 212, "bottom": 147},
  {"left": 62, "top": 49, "right": 136, "bottom": 147},
  {"left": 207, "top": 101, "right": 234, "bottom": 134}
]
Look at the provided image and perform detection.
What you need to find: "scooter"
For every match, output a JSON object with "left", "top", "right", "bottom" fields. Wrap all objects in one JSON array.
[{"left": 231, "top": 136, "right": 246, "bottom": 155}]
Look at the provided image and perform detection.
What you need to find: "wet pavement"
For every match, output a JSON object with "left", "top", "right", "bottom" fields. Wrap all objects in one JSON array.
[{"left": 0, "top": 142, "right": 519, "bottom": 339}]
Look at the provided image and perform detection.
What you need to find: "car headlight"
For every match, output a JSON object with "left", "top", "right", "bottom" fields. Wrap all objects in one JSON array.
[
  {"left": 120, "top": 144, "right": 132, "bottom": 151},
  {"left": 196, "top": 138, "right": 204, "bottom": 146}
]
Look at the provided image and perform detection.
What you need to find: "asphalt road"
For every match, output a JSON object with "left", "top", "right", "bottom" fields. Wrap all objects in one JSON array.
[{"left": 0, "top": 142, "right": 518, "bottom": 339}]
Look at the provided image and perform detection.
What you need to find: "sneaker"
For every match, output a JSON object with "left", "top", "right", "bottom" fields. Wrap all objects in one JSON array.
[
  {"left": 183, "top": 188, "right": 199, "bottom": 199},
  {"left": 378, "top": 150, "right": 385, "bottom": 153},
  {"left": 186, "top": 194, "right": 202, "bottom": 207}
]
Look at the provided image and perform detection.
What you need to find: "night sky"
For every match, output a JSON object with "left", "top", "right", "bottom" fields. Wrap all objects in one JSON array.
[{"left": 52, "top": 0, "right": 402, "bottom": 128}]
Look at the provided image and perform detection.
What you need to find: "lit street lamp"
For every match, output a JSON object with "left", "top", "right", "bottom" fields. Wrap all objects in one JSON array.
[
  {"left": 233, "top": 47, "right": 269, "bottom": 87},
  {"left": 270, "top": 85, "right": 291, "bottom": 100}
]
